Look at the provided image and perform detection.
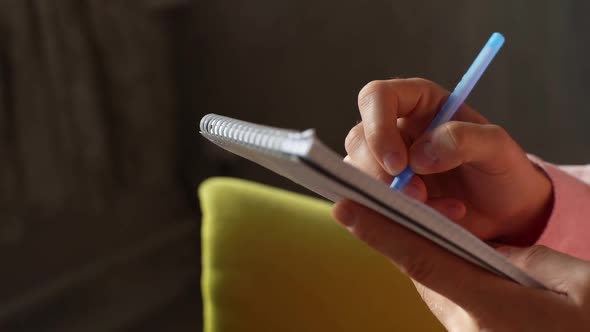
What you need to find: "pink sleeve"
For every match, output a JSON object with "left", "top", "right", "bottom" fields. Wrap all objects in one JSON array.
[{"left": 531, "top": 159, "right": 590, "bottom": 261}]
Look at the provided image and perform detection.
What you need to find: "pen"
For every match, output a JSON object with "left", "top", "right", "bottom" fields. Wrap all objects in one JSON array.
[{"left": 390, "top": 32, "right": 505, "bottom": 191}]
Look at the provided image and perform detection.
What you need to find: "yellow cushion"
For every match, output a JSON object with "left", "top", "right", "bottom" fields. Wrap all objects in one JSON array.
[{"left": 199, "top": 177, "right": 443, "bottom": 332}]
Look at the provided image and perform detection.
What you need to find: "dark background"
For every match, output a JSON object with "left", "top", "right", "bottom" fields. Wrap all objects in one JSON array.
[{"left": 1, "top": 1, "right": 589, "bottom": 331}]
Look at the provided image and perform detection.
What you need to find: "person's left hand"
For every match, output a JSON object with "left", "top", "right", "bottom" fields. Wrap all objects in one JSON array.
[{"left": 332, "top": 201, "right": 590, "bottom": 331}]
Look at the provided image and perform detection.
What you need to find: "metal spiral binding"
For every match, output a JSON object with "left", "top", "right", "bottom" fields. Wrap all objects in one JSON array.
[{"left": 199, "top": 114, "right": 302, "bottom": 153}]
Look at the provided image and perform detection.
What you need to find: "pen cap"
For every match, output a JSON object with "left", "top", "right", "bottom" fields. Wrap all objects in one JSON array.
[{"left": 488, "top": 32, "right": 505, "bottom": 51}]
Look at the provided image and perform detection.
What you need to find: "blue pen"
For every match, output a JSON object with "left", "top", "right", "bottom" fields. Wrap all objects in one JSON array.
[{"left": 391, "top": 32, "right": 505, "bottom": 191}]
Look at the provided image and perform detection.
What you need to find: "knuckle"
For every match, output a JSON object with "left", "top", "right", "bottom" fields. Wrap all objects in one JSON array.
[
  {"left": 358, "top": 80, "right": 386, "bottom": 110},
  {"left": 353, "top": 224, "right": 382, "bottom": 249},
  {"left": 487, "top": 124, "right": 510, "bottom": 143},
  {"left": 415, "top": 283, "right": 430, "bottom": 302},
  {"left": 571, "top": 265, "right": 590, "bottom": 305},
  {"left": 441, "top": 122, "right": 463, "bottom": 151},
  {"left": 362, "top": 123, "right": 383, "bottom": 148},
  {"left": 408, "top": 77, "right": 435, "bottom": 87},
  {"left": 414, "top": 283, "right": 442, "bottom": 316},
  {"left": 486, "top": 124, "right": 517, "bottom": 152},
  {"left": 408, "top": 77, "right": 445, "bottom": 97},
  {"left": 486, "top": 124, "right": 523, "bottom": 162},
  {"left": 518, "top": 245, "right": 551, "bottom": 269},
  {"left": 344, "top": 124, "right": 364, "bottom": 155},
  {"left": 401, "top": 255, "right": 436, "bottom": 284}
]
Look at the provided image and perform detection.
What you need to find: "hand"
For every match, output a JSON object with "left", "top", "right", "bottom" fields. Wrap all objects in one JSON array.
[
  {"left": 332, "top": 201, "right": 590, "bottom": 331},
  {"left": 344, "top": 78, "right": 552, "bottom": 244}
]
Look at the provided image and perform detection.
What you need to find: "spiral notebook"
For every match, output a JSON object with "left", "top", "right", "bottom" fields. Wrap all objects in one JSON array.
[{"left": 199, "top": 113, "right": 544, "bottom": 289}]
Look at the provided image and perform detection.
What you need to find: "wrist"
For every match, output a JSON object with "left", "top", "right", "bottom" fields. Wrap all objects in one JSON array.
[{"left": 499, "top": 163, "right": 554, "bottom": 246}]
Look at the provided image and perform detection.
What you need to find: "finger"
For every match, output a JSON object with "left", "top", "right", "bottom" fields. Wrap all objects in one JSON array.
[
  {"left": 409, "top": 122, "right": 526, "bottom": 175},
  {"left": 358, "top": 78, "right": 487, "bottom": 176},
  {"left": 396, "top": 102, "right": 488, "bottom": 143},
  {"left": 358, "top": 78, "right": 449, "bottom": 175},
  {"left": 411, "top": 281, "right": 476, "bottom": 330},
  {"left": 499, "top": 245, "right": 590, "bottom": 305},
  {"left": 344, "top": 123, "right": 392, "bottom": 183},
  {"left": 400, "top": 176, "right": 428, "bottom": 202},
  {"left": 426, "top": 197, "right": 467, "bottom": 221},
  {"left": 344, "top": 124, "right": 428, "bottom": 200},
  {"left": 332, "top": 200, "right": 516, "bottom": 312},
  {"left": 344, "top": 126, "right": 428, "bottom": 201}
]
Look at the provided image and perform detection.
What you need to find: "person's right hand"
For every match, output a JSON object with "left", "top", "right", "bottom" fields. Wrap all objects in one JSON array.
[{"left": 344, "top": 78, "right": 553, "bottom": 245}]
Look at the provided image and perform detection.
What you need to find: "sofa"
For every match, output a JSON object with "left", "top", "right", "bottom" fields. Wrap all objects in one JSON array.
[{"left": 199, "top": 177, "right": 444, "bottom": 331}]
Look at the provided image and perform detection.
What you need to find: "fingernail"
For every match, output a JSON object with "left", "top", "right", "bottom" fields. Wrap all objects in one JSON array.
[
  {"left": 445, "top": 202, "right": 465, "bottom": 220},
  {"left": 402, "top": 182, "right": 421, "bottom": 199},
  {"left": 383, "top": 152, "right": 403, "bottom": 175},
  {"left": 412, "top": 141, "right": 438, "bottom": 169},
  {"left": 335, "top": 205, "right": 358, "bottom": 227}
]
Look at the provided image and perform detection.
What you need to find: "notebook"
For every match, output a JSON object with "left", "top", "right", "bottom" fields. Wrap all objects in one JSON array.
[{"left": 199, "top": 113, "right": 545, "bottom": 289}]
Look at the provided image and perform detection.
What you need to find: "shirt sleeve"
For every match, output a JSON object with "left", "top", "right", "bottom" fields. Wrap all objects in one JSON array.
[{"left": 530, "top": 157, "right": 590, "bottom": 261}]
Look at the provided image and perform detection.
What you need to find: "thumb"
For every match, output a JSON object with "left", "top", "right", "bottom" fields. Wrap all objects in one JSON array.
[
  {"left": 332, "top": 200, "right": 511, "bottom": 311},
  {"left": 409, "top": 121, "right": 525, "bottom": 175},
  {"left": 499, "top": 245, "right": 590, "bottom": 304}
]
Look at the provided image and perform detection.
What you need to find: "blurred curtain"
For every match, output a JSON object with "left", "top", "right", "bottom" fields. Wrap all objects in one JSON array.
[
  {"left": 196, "top": 0, "right": 590, "bottom": 186},
  {"left": 0, "top": 1, "right": 200, "bottom": 330}
]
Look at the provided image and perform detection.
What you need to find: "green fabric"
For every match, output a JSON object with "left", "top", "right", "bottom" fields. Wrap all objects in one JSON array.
[{"left": 199, "top": 177, "right": 443, "bottom": 331}]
